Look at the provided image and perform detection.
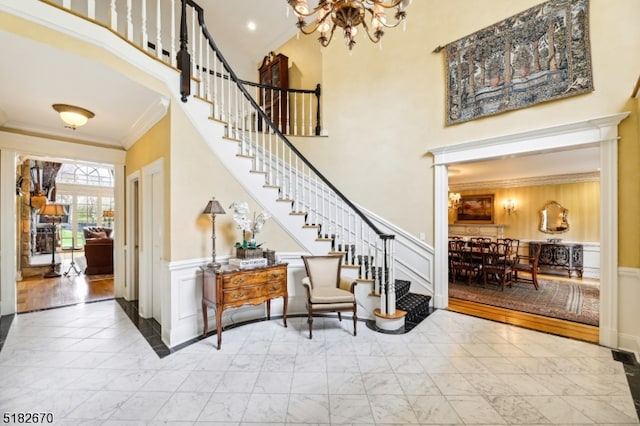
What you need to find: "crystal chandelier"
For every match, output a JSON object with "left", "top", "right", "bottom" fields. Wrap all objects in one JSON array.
[{"left": 287, "top": 0, "right": 411, "bottom": 50}]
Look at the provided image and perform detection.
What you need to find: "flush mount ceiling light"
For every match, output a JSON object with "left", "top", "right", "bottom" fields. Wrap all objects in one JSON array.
[
  {"left": 287, "top": 0, "right": 411, "bottom": 50},
  {"left": 52, "top": 104, "right": 95, "bottom": 130}
]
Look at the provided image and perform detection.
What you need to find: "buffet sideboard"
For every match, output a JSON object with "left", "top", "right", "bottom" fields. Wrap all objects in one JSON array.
[{"left": 529, "top": 241, "right": 583, "bottom": 278}]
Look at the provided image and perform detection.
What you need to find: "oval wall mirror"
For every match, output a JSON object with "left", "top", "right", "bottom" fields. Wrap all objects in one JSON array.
[{"left": 539, "top": 201, "right": 569, "bottom": 234}]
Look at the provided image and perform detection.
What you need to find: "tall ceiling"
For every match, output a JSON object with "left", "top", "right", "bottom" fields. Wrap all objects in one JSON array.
[{"left": 0, "top": 1, "right": 600, "bottom": 183}]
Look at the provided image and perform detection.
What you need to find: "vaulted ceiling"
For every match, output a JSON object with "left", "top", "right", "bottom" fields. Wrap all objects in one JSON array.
[{"left": 0, "top": 1, "right": 600, "bottom": 184}]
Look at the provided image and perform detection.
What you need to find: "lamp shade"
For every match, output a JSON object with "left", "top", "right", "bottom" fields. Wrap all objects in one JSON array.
[
  {"left": 203, "top": 197, "right": 225, "bottom": 215},
  {"left": 39, "top": 203, "right": 67, "bottom": 217},
  {"left": 103, "top": 210, "right": 115, "bottom": 218}
]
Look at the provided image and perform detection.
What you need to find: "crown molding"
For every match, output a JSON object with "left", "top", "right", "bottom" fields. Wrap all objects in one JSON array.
[{"left": 449, "top": 171, "right": 600, "bottom": 191}]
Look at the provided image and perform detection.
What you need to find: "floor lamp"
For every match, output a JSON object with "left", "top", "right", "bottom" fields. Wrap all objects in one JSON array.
[
  {"left": 203, "top": 196, "right": 225, "bottom": 271},
  {"left": 39, "top": 203, "right": 67, "bottom": 278}
]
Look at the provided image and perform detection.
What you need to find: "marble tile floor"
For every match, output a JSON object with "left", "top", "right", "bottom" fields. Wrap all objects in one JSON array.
[{"left": 0, "top": 299, "right": 638, "bottom": 425}]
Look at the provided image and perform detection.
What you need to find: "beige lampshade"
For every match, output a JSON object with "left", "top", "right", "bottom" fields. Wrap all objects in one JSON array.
[
  {"left": 39, "top": 203, "right": 67, "bottom": 217},
  {"left": 203, "top": 197, "right": 226, "bottom": 215}
]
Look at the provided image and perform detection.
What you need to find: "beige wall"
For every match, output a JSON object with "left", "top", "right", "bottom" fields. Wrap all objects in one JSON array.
[
  {"left": 284, "top": 0, "right": 640, "bottom": 268},
  {"left": 449, "top": 181, "right": 600, "bottom": 243},
  {"left": 166, "top": 103, "right": 302, "bottom": 263}
]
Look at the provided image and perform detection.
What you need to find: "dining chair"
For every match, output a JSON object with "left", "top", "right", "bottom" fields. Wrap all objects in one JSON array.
[
  {"left": 513, "top": 243, "right": 542, "bottom": 290},
  {"left": 482, "top": 242, "right": 514, "bottom": 291},
  {"left": 450, "top": 239, "right": 481, "bottom": 285},
  {"left": 301, "top": 255, "right": 358, "bottom": 339}
]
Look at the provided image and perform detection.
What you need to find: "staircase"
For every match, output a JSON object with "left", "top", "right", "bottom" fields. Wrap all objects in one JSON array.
[{"left": 40, "top": 0, "right": 434, "bottom": 330}]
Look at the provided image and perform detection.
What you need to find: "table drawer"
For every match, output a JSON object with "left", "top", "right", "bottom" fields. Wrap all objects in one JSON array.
[
  {"left": 222, "top": 271, "right": 267, "bottom": 288},
  {"left": 223, "top": 281, "right": 285, "bottom": 303}
]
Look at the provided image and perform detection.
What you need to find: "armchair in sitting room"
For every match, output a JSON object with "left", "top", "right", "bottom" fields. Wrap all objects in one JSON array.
[
  {"left": 301, "top": 255, "right": 358, "bottom": 339},
  {"left": 83, "top": 226, "right": 114, "bottom": 275}
]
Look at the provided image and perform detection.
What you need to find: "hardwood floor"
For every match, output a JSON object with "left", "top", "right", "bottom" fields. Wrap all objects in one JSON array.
[
  {"left": 17, "top": 273, "right": 114, "bottom": 313},
  {"left": 448, "top": 298, "right": 599, "bottom": 343}
]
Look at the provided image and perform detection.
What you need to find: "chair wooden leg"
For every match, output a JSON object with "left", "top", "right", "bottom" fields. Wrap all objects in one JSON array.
[
  {"left": 353, "top": 308, "right": 357, "bottom": 336},
  {"left": 307, "top": 311, "right": 313, "bottom": 339},
  {"left": 337, "top": 312, "right": 342, "bottom": 322}
]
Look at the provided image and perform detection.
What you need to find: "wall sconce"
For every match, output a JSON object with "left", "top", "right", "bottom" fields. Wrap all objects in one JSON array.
[
  {"left": 52, "top": 104, "right": 95, "bottom": 129},
  {"left": 203, "top": 196, "right": 226, "bottom": 271},
  {"left": 448, "top": 192, "right": 461, "bottom": 210},
  {"left": 503, "top": 199, "right": 516, "bottom": 215}
]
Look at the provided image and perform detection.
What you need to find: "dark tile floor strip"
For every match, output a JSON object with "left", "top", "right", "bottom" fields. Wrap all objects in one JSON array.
[
  {"left": 612, "top": 349, "right": 640, "bottom": 420},
  {"left": 115, "top": 298, "right": 172, "bottom": 358},
  {"left": 0, "top": 314, "right": 15, "bottom": 352}
]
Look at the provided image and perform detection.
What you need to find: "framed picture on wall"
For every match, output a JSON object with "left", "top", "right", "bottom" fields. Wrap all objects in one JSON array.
[{"left": 456, "top": 194, "right": 494, "bottom": 224}]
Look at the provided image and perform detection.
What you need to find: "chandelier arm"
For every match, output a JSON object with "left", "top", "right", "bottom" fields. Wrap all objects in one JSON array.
[
  {"left": 319, "top": 23, "right": 338, "bottom": 47},
  {"left": 287, "top": 0, "right": 330, "bottom": 18},
  {"left": 297, "top": 18, "right": 321, "bottom": 35},
  {"left": 360, "top": 19, "right": 382, "bottom": 44},
  {"left": 369, "top": 0, "right": 405, "bottom": 8}
]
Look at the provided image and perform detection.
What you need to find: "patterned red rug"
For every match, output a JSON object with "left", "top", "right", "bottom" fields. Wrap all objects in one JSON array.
[{"left": 448, "top": 276, "right": 599, "bottom": 326}]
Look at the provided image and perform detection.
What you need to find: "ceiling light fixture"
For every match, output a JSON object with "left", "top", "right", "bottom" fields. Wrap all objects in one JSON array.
[
  {"left": 52, "top": 104, "right": 95, "bottom": 130},
  {"left": 287, "top": 0, "right": 411, "bottom": 50}
]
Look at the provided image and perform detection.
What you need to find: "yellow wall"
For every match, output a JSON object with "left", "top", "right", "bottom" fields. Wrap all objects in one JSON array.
[
  {"left": 449, "top": 181, "right": 600, "bottom": 243},
  {"left": 125, "top": 112, "right": 172, "bottom": 256},
  {"left": 286, "top": 0, "right": 640, "bottom": 267}
]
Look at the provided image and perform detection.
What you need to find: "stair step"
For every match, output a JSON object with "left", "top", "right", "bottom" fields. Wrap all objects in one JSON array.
[
  {"left": 395, "top": 279, "right": 411, "bottom": 299},
  {"left": 396, "top": 292, "right": 432, "bottom": 324}
]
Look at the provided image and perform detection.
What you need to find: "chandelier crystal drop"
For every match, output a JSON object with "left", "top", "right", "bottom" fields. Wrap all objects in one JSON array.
[{"left": 287, "top": 0, "right": 410, "bottom": 50}]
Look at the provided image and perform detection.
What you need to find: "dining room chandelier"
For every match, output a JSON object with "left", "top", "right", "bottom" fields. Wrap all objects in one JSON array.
[{"left": 287, "top": 0, "right": 411, "bottom": 50}]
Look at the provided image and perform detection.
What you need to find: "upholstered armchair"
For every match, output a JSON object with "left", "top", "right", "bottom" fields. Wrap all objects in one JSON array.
[
  {"left": 301, "top": 255, "right": 358, "bottom": 339},
  {"left": 83, "top": 226, "right": 114, "bottom": 275}
]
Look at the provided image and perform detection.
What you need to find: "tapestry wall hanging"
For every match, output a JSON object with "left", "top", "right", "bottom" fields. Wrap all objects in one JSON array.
[{"left": 443, "top": 0, "right": 593, "bottom": 125}]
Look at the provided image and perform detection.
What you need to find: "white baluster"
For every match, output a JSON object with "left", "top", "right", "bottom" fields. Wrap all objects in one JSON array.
[
  {"left": 170, "top": 0, "right": 176, "bottom": 66},
  {"left": 308, "top": 93, "right": 313, "bottom": 136},
  {"left": 141, "top": 0, "right": 148, "bottom": 53},
  {"left": 62, "top": 0, "right": 71, "bottom": 9},
  {"left": 87, "top": 0, "right": 95, "bottom": 20},
  {"left": 155, "top": 0, "right": 162, "bottom": 59},
  {"left": 109, "top": 0, "right": 117, "bottom": 32},
  {"left": 293, "top": 92, "right": 298, "bottom": 136},
  {"left": 125, "top": 0, "right": 133, "bottom": 41}
]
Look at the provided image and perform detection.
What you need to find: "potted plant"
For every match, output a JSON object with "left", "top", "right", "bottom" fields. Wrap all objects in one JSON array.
[{"left": 228, "top": 201, "right": 270, "bottom": 259}]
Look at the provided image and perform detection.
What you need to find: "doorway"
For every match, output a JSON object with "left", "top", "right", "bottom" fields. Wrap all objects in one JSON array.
[{"left": 430, "top": 113, "right": 629, "bottom": 348}]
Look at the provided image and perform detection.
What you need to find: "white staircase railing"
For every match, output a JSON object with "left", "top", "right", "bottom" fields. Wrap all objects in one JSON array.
[{"left": 44, "top": 0, "right": 402, "bottom": 313}]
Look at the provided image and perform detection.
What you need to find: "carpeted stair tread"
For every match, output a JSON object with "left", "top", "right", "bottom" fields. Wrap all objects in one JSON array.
[
  {"left": 397, "top": 292, "right": 432, "bottom": 323},
  {"left": 395, "top": 279, "right": 411, "bottom": 299}
]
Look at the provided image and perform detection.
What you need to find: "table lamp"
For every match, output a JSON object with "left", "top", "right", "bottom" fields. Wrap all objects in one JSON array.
[
  {"left": 38, "top": 203, "right": 68, "bottom": 278},
  {"left": 203, "top": 196, "right": 225, "bottom": 270}
]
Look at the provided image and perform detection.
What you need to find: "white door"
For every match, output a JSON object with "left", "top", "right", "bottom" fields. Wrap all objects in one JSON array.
[{"left": 151, "top": 171, "right": 162, "bottom": 321}]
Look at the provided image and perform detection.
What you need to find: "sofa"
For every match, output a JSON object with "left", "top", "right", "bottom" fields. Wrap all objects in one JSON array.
[{"left": 83, "top": 226, "right": 113, "bottom": 275}]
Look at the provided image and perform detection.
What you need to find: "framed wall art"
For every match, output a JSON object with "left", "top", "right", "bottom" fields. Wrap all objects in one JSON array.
[
  {"left": 456, "top": 194, "right": 495, "bottom": 224},
  {"left": 443, "top": 0, "right": 593, "bottom": 125}
]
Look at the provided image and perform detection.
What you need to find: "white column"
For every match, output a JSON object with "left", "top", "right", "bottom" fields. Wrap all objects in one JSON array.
[
  {"left": 433, "top": 163, "right": 449, "bottom": 309},
  {"left": 598, "top": 130, "right": 619, "bottom": 348},
  {"left": 0, "top": 149, "right": 17, "bottom": 315}
]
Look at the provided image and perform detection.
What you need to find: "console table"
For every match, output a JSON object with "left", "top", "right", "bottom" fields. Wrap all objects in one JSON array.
[
  {"left": 202, "top": 263, "right": 288, "bottom": 349},
  {"left": 529, "top": 241, "right": 583, "bottom": 278}
]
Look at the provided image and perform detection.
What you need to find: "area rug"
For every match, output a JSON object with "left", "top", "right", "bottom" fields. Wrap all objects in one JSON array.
[{"left": 448, "top": 277, "right": 599, "bottom": 326}]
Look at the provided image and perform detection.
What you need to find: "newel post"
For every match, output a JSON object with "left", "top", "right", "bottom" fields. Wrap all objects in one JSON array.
[{"left": 177, "top": 0, "right": 191, "bottom": 102}]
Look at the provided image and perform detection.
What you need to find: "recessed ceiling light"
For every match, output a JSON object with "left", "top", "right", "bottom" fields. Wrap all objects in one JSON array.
[{"left": 247, "top": 21, "right": 256, "bottom": 31}]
